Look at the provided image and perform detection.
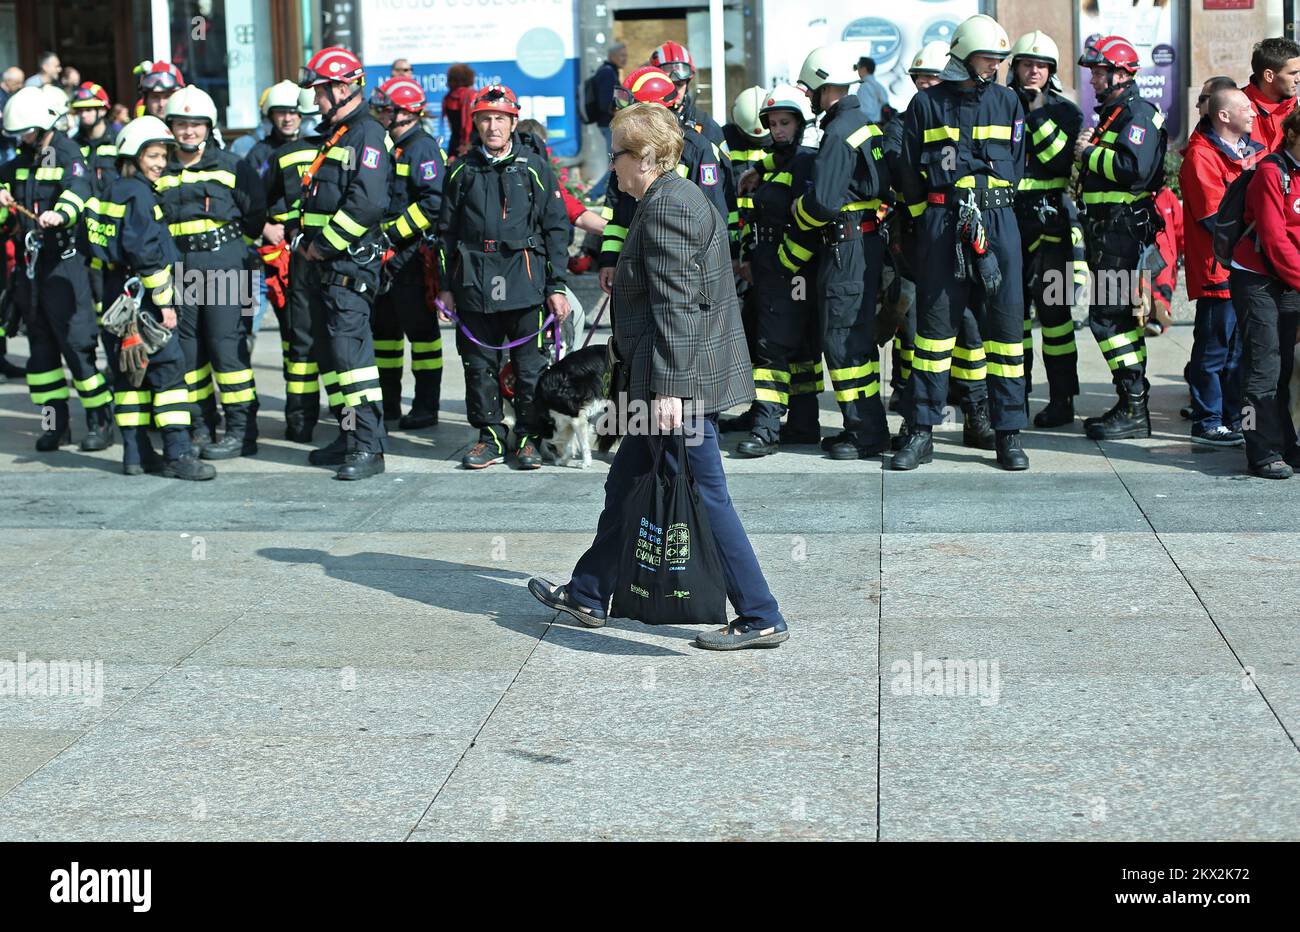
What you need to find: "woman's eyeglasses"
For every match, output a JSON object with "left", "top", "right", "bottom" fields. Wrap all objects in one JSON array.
[{"left": 609, "top": 148, "right": 630, "bottom": 165}]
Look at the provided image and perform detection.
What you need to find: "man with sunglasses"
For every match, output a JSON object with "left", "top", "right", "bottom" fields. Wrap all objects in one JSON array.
[{"left": 297, "top": 45, "right": 395, "bottom": 480}]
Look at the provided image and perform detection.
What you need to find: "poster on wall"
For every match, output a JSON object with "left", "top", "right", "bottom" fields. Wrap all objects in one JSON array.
[
  {"left": 760, "top": 0, "right": 980, "bottom": 114},
  {"left": 1076, "top": 0, "right": 1183, "bottom": 140},
  {"left": 359, "top": 0, "right": 580, "bottom": 156}
]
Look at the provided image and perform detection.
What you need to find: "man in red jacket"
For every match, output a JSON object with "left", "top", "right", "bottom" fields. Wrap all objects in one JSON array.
[
  {"left": 1242, "top": 37, "right": 1300, "bottom": 152},
  {"left": 1182, "top": 87, "right": 1265, "bottom": 447},
  {"left": 1228, "top": 108, "right": 1300, "bottom": 478}
]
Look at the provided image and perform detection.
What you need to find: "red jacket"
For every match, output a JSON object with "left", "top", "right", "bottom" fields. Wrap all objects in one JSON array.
[
  {"left": 1242, "top": 80, "right": 1297, "bottom": 153},
  {"left": 1180, "top": 125, "right": 1266, "bottom": 298},
  {"left": 441, "top": 86, "right": 476, "bottom": 160},
  {"left": 1232, "top": 149, "right": 1300, "bottom": 290},
  {"left": 1152, "top": 187, "right": 1183, "bottom": 318}
]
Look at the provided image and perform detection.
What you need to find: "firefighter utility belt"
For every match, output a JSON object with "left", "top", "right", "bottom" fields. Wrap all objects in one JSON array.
[
  {"left": 175, "top": 223, "right": 242, "bottom": 253},
  {"left": 481, "top": 235, "right": 541, "bottom": 254},
  {"left": 930, "top": 187, "right": 1015, "bottom": 211},
  {"left": 821, "top": 217, "right": 863, "bottom": 245},
  {"left": 752, "top": 224, "right": 783, "bottom": 244},
  {"left": 30, "top": 228, "right": 77, "bottom": 259},
  {"left": 320, "top": 270, "right": 373, "bottom": 295}
]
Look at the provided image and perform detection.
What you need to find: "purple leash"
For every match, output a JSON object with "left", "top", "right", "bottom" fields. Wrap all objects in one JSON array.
[
  {"left": 434, "top": 294, "right": 555, "bottom": 352},
  {"left": 580, "top": 293, "right": 611, "bottom": 349}
]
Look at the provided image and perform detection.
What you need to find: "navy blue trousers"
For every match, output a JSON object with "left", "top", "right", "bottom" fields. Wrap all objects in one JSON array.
[
  {"left": 1187, "top": 295, "right": 1242, "bottom": 432},
  {"left": 567, "top": 415, "right": 783, "bottom": 626}
]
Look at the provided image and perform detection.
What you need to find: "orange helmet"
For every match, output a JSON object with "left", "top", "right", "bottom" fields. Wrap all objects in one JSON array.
[
  {"left": 471, "top": 84, "right": 519, "bottom": 117},
  {"left": 613, "top": 66, "right": 678, "bottom": 110},
  {"left": 71, "top": 82, "right": 111, "bottom": 110}
]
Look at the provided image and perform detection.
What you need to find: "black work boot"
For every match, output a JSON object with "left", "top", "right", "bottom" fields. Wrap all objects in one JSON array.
[
  {"left": 820, "top": 430, "right": 852, "bottom": 453},
  {"left": 781, "top": 394, "right": 821, "bottom": 444},
  {"left": 36, "top": 402, "right": 71, "bottom": 452},
  {"left": 80, "top": 407, "right": 116, "bottom": 452},
  {"left": 0, "top": 340, "right": 24, "bottom": 380},
  {"left": 890, "top": 420, "right": 912, "bottom": 452},
  {"left": 996, "top": 430, "right": 1030, "bottom": 470},
  {"left": 202, "top": 409, "right": 258, "bottom": 460},
  {"left": 825, "top": 433, "right": 861, "bottom": 460},
  {"left": 1083, "top": 395, "right": 1124, "bottom": 432},
  {"left": 336, "top": 451, "right": 385, "bottom": 480},
  {"left": 890, "top": 427, "right": 934, "bottom": 470},
  {"left": 736, "top": 433, "right": 780, "bottom": 457},
  {"left": 308, "top": 431, "right": 351, "bottom": 466},
  {"left": 1034, "top": 396, "right": 1075, "bottom": 429},
  {"left": 285, "top": 416, "right": 315, "bottom": 443},
  {"left": 399, "top": 408, "right": 438, "bottom": 430},
  {"left": 1086, "top": 386, "right": 1151, "bottom": 440},
  {"left": 161, "top": 450, "right": 217, "bottom": 480},
  {"left": 962, "top": 400, "right": 996, "bottom": 450}
]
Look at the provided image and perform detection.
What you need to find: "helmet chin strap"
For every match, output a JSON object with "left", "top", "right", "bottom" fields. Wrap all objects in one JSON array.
[
  {"left": 320, "top": 82, "right": 361, "bottom": 125},
  {"left": 391, "top": 112, "right": 418, "bottom": 136},
  {"left": 177, "top": 133, "right": 207, "bottom": 155}
]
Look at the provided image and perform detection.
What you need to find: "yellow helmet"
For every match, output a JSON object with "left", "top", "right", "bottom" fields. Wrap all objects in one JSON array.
[{"left": 731, "top": 86, "right": 770, "bottom": 140}]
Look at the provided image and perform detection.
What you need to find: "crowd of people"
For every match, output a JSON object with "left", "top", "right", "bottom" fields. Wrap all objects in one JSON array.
[{"left": 2, "top": 20, "right": 1300, "bottom": 483}]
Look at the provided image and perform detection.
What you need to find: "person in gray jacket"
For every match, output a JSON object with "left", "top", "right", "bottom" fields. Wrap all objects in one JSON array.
[{"left": 528, "top": 102, "right": 788, "bottom": 650}]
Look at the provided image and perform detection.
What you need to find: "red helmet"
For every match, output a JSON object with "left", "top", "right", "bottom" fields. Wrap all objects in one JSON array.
[
  {"left": 649, "top": 41, "right": 694, "bottom": 82},
  {"left": 70, "top": 82, "right": 110, "bottom": 110},
  {"left": 300, "top": 46, "right": 365, "bottom": 87},
  {"left": 377, "top": 77, "right": 425, "bottom": 113},
  {"left": 137, "top": 60, "right": 185, "bottom": 93},
  {"left": 1079, "top": 34, "right": 1139, "bottom": 74},
  {"left": 614, "top": 66, "right": 678, "bottom": 110},
  {"left": 471, "top": 84, "right": 519, "bottom": 118}
]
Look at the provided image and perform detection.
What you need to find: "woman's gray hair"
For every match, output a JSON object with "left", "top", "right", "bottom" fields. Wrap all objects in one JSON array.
[{"left": 610, "top": 103, "right": 684, "bottom": 176}]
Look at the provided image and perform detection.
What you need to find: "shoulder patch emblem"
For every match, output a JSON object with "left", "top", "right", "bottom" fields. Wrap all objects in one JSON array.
[
  {"left": 419, "top": 159, "right": 436, "bottom": 180},
  {"left": 72, "top": 162, "right": 86, "bottom": 177},
  {"left": 1013, "top": 119, "right": 1024, "bottom": 143},
  {"left": 1128, "top": 125, "right": 1146, "bottom": 146},
  {"left": 700, "top": 162, "right": 718, "bottom": 186},
  {"left": 361, "top": 146, "right": 381, "bottom": 169},
  {"left": 1292, "top": 196, "right": 1300, "bottom": 214}
]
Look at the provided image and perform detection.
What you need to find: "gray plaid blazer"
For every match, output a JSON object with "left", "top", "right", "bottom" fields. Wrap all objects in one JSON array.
[{"left": 611, "top": 171, "right": 754, "bottom": 415}]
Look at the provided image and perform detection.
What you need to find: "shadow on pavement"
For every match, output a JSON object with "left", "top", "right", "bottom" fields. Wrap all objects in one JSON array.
[{"left": 255, "top": 547, "right": 689, "bottom": 656}]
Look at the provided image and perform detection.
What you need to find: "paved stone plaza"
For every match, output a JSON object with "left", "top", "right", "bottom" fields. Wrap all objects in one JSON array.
[{"left": 1, "top": 295, "right": 1298, "bottom": 841}]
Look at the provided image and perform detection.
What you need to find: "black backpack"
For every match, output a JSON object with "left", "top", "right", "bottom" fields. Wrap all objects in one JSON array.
[
  {"left": 580, "top": 70, "right": 600, "bottom": 125},
  {"left": 1213, "top": 152, "right": 1289, "bottom": 268}
]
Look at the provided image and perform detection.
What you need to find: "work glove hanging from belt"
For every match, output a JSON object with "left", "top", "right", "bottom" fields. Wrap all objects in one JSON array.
[
  {"left": 955, "top": 198, "right": 1002, "bottom": 296},
  {"left": 874, "top": 261, "right": 916, "bottom": 347},
  {"left": 101, "top": 278, "right": 171, "bottom": 387}
]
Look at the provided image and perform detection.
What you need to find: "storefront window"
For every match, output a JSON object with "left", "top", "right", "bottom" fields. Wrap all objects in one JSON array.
[{"left": 167, "top": 0, "right": 274, "bottom": 128}]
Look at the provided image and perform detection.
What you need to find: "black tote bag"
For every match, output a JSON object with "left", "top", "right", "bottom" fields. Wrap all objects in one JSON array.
[{"left": 610, "top": 433, "right": 727, "bottom": 625}]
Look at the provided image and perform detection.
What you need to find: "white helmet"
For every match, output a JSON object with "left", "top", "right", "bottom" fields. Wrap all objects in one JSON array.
[
  {"left": 297, "top": 87, "right": 320, "bottom": 116},
  {"left": 759, "top": 83, "right": 812, "bottom": 129},
  {"left": 262, "top": 79, "right": 300, "bottom": 116},
  {"left": 40, "top": 84, "right": 69, "bottom": 119},
  {"left": 115, "top": 115, "right": 174, "bottom": 158},
  {"left": 2, "top": 86, "right": 58, "bottom": 135},
  {"left": 797, "top": 46, "right": 859, "bottom": 94},
  {"left": 1010, "top": 31, "right": 1059, "bottom": 71},
  {"left": 163, "top": 85, "right": 218, "bottom": 126},
  {"left": 731, "top": 86, "right": 769, "bottom": 140},
  {"left": 908, "top": 40, "right": 952, "bottom": 77},
  {"left": 940, "top": 14, "right": 1012, "bottom": 82}
]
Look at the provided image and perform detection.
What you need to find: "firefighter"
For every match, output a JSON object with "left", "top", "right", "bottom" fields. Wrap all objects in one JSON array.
[
  {"left": 598, "top": 68, "right": 734, "bottom": 296},
  {"left": 371, "top": 76, "right": 446, "bottom": 430},
  {"left": 1075, "top": 35, "right": 1168, "bottom": 440},
  {"left": 0, "top": 86, "right": 114, "bottom": 452},
  {"left": 159, "top": 85, "right": 266, "bottom": 460},
  {"left": 297, "top": 46, "right": 393, "bottom": 480},
  {"left": 136, "top": 61, "right": 185, "bottom": 118},
  {"left": 892, "top": 14, "right": 1030, "bottom": 471},
  {"left": 265, "top": 88, "right": 324, "bottom": 443},
  {"left": 1009, "top": 31, "right": 1088, "bottom": 429},
  {"left": 244, "top": 81, "right": 303, "bottom": 197},
  {"left": 725, "top": 84, "right": 772, "bottom": 400},
  {"left": 72, "top": 82, "right": 119, "bottom": 192},
  {"left": 649, "top": 42, "right": 740, "bottom": 248},
  {"left": 437, "top": 84, "right": 570, "bottom": 470},
  {"left": 732, "top": 84, "right": 825, "bottom": 456},
  {"left": 883, "top": 40, "right": 995, "bottom": 452},
  {"left": 84, "top": 116, "right": 215, "bottom": 480},
  {"left": 787, "top": 45, "right": 891, "bottom": 459}
]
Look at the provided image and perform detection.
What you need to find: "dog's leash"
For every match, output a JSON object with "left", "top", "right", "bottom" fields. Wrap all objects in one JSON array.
[
  {"left": 580, "top": 293, "right": 611, "bottom": 349},
  {"left": 433, "top": 293, "right": 556, "bottom": 353}
]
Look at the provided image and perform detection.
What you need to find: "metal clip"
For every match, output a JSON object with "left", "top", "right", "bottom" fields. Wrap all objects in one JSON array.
[
  {"left": 24, "top": 230, "right": 40, "bottom": 279},
  {"left": 1036, "top": 199, "right": 1059, "bottom": 225},
  {"left": 123, "top": 276, "right": 144, "bottom": 306}
]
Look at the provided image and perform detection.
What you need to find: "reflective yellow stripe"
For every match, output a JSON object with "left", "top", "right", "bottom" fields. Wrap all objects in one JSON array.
[
  {"left": 140, "top": 268, "right": 171, "bottom": 288},
  {"left": 986, "top": 362, "right": 1025, "bottom": 378},
  {"left": 924, "top": 126, "right": 959, "bottom": 144},
  {"left": 954, "top": 176, "right": 1012, "bottom": 188},
  {"left": 1038, "top": 132, "right": 1067, "bottom": 163},
  {"left": 785, "top": 239, "right": 813, "bottom": 261},
  {"left": 332, "top": 209, "right": 367, "bottom": 237},
  {"left": 94, "top": 200, "right": 128, "bottom": 217},
  {"left": 983, "top": 339, "right": 1023, "bottom": 357},
  {"left": 1042, "top": 341, "right": 1077, "bottom": 356},
  {"left": 302, "top": 212, "right": 331, "bottom": 227},
  {"left": 828, "top": 362, "right": 878, "bottom": 381},
  {"left": 285, "top": 360, "right": 318, "bottom": 375},
  {"left": 778, "top": 247, "right": 800, "bottom": 274},
  {"left": 214, "top": 369, "right": 253, "bottom": 385},
  {"left": 154, "top": 389, "right": 190, "bottom": 406},
  {"left": 1097, "top": 328, "right": 1142, "bottom": 352},
  {"left": 115, "top": 390, "right": 152, "bottom": 405},
  {"left": 754, "top": 387, "right": 788, "bottom": 403},
  {"left": 1082, "top": 190, "right": 1150, "bottom": 205},
  {"left": 219, "top": 388, "right": 256, "bottom": 403},
  {"left": 794, "top": 196, "right": 825, "bottom": 230},
  {"left": 914, "top": 335, "right": 956, "bottom": 354},
  {"left": 842, "top": 199, "right": 880, "bottom": 212},
  {"left": 951, "top": 346, "right": 986, "bottom": 362},
  {"left": 846, "top": 124, "right": 883, "bottom": 148},
  {"left": 971, "top": 125, "right": 1012, "bottom": 141},
  {"left": 1031, "top": 119, "right": 1057, "bottom": 145},
  {"left": 770, "top": 172, "right": 793, "bottom": 186},
  {"left": 33, "top": 166, "right": 65, "bottom": 180},
  {"left": 168, "top": 218, "right": 227, "bottom": 236},
  {"left": 154, "top": 411, "right": 191, "bottom": 427},
  {"left": 321, "top": 225, "right": 349, "bottom": 251},
  {"left": 337, "top": 366, "right": 380, "bottom": 385},
  {"left": 279, "top": 149, "right": 316, "bottom": 168},
  {"left": 753, "top": 368, "right": 792, "bottom": 384},
  {"left": 27, "top": 369, "right": 65, "bottom": 386},
  {"left": 1099, "top": 148, "right": 1117, "bottom": 182},
  {"left": 395, "top": 163, "right": 411, "bottom": 177},
  {"left": 325, "top": 146, "right": 352, "bottom": 162},
  {"left": 286, "top": 381, "right": 321, "bottom": 393},
  {"left": 907, "top": 201, "right": 927, "bottom": 218},
  {"left": 116, "top": 412, "right": 151, "bottom": 426},
  {"left": 156, "top": 169, "right": 237, "bottom": 189},
  {"left": 404, "top": 203, "right": 430, "bottom": 231},
  {"left": 1017, "top": 177, "right": 1069, "bottom": 191}
]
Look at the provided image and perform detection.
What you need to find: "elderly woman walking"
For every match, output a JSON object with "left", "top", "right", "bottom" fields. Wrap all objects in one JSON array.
[{"left": 528, "top": 103, "right": 788, "bottom": 650}]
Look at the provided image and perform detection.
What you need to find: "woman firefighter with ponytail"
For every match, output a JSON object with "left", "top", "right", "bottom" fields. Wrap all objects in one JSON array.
[{"left": 84, "top": 116, "right": 215, "bottom": 479}]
